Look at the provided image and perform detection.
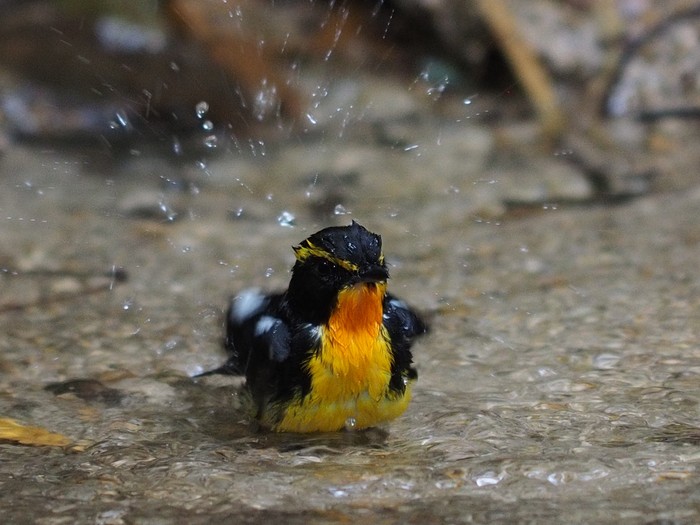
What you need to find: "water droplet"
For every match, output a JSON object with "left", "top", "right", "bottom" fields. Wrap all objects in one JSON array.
[
  {"left": 195, "top": 101, "right": 209, "bottom": 118},
  {"left": 547, "top": 472, "right": 565, "bottom": 485},
  {"left": 553, "top": 149, "right": 573, "bottom": 157},
  {"left": 277, "top": 211, "right": 295, "bottom": 227},
  {"left": 475, "top": 471, "right": 503, "bottom": 487},
  {"left": 114, "top": 110, "right": 131, "bottom": 130},
  {"left": 252, "top": 80, "right": 279, "bottom": 121},
  {"left": 306, "top": 113, "right": 318, "bottom": 125},
  {"left": 593, "top": 353, "right": 620, "bottom": 370},
  {"left": 202, "top": 120, "right": 214, "bottom": 131},
  {"left": 203, "top": 135, "right": 218, "bottom": 148},
  {"left": 158, "top": 198, "right": 178, "bottom": 222},
  {"left": 248, "top": 139, "right": 267, "bottom": 157},
  {"left": 344, "top": 417, "right": 357, "bottom": 431},
  {"left": 333, "top": 204, "right": 349, "bottom": 215},
  {"left": 537, "top": 367, "right": 556, "bottom": 377},
  {"left": 265, "top": 267, "right": 274, "bottom": 278},
  {"left": 172, "top": 137, "right": 182, "bottom": 156}
]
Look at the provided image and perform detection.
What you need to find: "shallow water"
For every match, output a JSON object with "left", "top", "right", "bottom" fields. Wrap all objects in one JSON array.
[{"left": 1, "top": 137, "right": 699, "bottom": 524}]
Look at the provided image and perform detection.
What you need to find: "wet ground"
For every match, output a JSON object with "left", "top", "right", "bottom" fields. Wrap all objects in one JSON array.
[{"left": 1, "top": 122, "right": 699, "bottom": 525}]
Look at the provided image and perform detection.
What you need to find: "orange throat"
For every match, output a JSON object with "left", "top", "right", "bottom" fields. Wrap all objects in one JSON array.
[
  {"left": 330, "top": 282, "right": 386, "bottom": 336},
  {"left": 317, "top": 281, "right": 390, "bottom": 396}
]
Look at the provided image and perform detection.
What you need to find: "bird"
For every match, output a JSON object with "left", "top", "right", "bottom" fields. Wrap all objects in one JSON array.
[{"left": 201, "top": 221, "right": 428, "bottom": 432}]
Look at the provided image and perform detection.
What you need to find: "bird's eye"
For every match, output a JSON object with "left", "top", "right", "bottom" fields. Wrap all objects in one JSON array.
[{"left": 317, "top": 259, "right": 333, "bottom": 275}]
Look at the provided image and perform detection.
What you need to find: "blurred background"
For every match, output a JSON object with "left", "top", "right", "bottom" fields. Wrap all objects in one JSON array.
[{"left": 1, "top": 0, "right": 698, "bottom": 198}]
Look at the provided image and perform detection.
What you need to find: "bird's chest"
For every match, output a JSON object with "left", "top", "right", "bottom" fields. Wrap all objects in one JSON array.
[
  {"left": 275, "top": 318, "right": 412, "bottom": 432},
  {"left": 309, "top": 283, "right": 392, "bottom": 401},
  {"left": 310, "top": 320, "right": 391, "bottom": 401},
  {"left": 279, "top": 321, "right": 399, "bottom": 433},
  {"left": 274, "top": 283, "right": 408, "bottom": 432}
]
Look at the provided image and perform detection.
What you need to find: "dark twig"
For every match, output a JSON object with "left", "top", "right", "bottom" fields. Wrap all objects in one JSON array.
[
  {"left": 601, "top": 5, "right": 700, "bottom": 118},
  {"left": 638, "top": 107, "right": 700, "bottom": 122}
]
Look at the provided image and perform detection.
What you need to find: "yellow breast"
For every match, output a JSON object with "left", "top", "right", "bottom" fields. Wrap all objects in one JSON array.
[{"left": 275, "top": 282, "right": 412, "bottom": 432}]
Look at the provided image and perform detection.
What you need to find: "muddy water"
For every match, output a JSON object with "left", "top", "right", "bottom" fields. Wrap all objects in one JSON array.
[{"left": 1, "top": 139, "right": 699, "bottom": 524}]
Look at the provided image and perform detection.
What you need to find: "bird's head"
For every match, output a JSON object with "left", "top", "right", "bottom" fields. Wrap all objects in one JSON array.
[{"left": 287, "top": 221, "right": 388, "bottom": 322}]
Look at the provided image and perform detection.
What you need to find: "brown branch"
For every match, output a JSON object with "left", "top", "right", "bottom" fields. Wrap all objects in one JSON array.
[{"left": 475, "top": 0, "right": 566, "bottom": 141}]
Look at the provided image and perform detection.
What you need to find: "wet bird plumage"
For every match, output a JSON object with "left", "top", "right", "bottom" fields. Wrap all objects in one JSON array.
[{"left": 207, "top": 221, "right": 427, "bottom": 432}]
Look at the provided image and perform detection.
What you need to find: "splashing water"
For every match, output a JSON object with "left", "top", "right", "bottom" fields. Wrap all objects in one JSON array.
[
  {"left": 252, "top": 81, "right": 279, "bottom": 122},
  {"left": 277, "top": 211, "right": 296, "bottom": 227},
  {"left": 195, "top": 101, "right": 209, "bottom": 119},
  {"left": 333, "top": 204, "right": 350, "bottom": 216}
]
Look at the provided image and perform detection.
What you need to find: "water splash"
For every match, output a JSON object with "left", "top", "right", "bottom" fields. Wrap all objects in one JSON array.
[
  {"left": 333, "top": 204, "right": 350, "bottom": 216},
  {"left": 109, "top": 109, "right": 132, "bottom": 132},
  {"left": 171, "top": 136, "right": 182, "bottom": 156},
  {"left": 203, "top": 135, "right": 218, "bottom": 149},
  {"left": 158, "top": 197, "right": 178, "bottom": 222},
  {"left": 195, "top": 101, "right": 209, "bottom": 119},
  {"left": 474, "top": 471, "right": 505, "bottom": 487},
  {"left": 252, "top": 80, "right": 279, "bottom": 122},
  {"left": 277, "top": 211, "right": 296, "bottom": 227}
]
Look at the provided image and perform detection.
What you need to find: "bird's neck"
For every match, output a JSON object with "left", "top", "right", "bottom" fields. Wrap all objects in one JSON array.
[
  {"left": 329, "top": 282, "right": 386, "bottom": 336},
  {"left": 317, "top": 282, "right": 389, "bottom": 390}
]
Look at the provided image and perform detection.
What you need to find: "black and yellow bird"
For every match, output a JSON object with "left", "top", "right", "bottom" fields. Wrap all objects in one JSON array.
[{"left": 203, "top": 221, "right": 427, "bottom": 432}]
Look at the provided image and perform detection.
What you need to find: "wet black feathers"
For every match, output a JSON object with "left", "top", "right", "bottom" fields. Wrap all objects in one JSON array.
[
  {"left": 300, "top": 220, "right": 383, "bottom": 267},
  {"left": 203, "top": 221, "right": 428, "bottom": 409}
]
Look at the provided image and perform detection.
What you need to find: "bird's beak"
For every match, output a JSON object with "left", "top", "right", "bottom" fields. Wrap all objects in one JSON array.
[{"left": 358, "top": 264, "right": 389, "bottom": 283}]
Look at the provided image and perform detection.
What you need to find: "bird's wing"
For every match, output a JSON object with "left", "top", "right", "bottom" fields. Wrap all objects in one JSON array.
[
  {"left": 383, "top": 294, "right": 428, "bottom": 342},
  {"left": 197, "top": 288, "right": 289, "bottom": 377},
  {"left": 382, "top": 294, "right": 428, "bottom": 389}
]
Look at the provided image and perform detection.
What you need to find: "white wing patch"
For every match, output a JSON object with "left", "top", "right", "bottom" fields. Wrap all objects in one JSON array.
[
  {"left": 389, "top": 298, "right": 408, "bottom": 310},
  {"left": 231, "top": 288, "right": 266, "bottom": 323},
  {"left": 255, "top": 315, "right": 291, "bottom": 362},
  {"left": 255, "top": 315, "right": 278, "bottom": 336}
]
